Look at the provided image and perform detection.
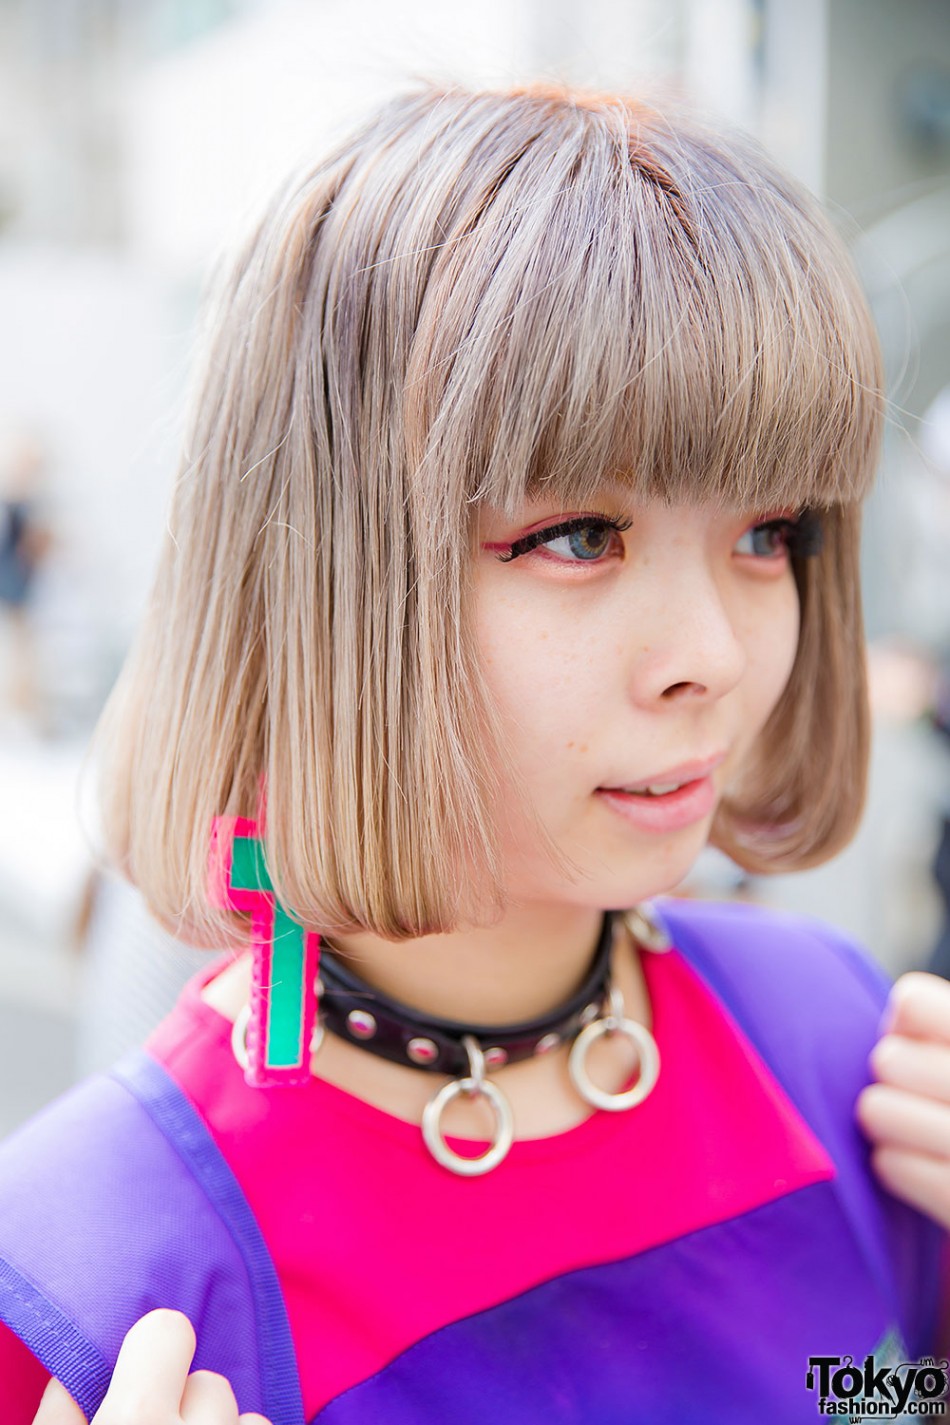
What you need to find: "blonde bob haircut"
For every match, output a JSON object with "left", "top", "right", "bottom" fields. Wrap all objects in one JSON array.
[{"left": 92, "top": 83, "right": 883, "bottom": 945}]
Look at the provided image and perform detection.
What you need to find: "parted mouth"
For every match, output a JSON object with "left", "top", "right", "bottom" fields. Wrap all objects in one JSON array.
[{"left": 600, "top": 751, "right": 727, "bottom": 796}]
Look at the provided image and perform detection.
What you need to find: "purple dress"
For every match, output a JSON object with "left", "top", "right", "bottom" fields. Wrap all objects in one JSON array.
[{"left": 0, "top": 898, "right": 943, "bottom": 1422}]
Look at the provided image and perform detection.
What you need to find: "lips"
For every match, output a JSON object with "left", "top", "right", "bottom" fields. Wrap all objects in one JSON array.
[
  {"left": 601, "top": 751, "right": 727, "bottom": 796},
  {"left": 596, "top": 776, "right": 718, "bottom": 832},
  {"left": 595, "top": 751, "right": 726, "bottom": 833}
]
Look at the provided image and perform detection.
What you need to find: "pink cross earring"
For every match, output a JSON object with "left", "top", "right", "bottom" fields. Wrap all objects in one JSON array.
[{"left": 207, "top": 781, "right": 320, "bottom": 1087}]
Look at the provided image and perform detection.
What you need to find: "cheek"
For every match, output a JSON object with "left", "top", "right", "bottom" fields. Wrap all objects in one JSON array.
[
  {"left": 475, "top": 595, "right": 603, "bottom": 776},
  {"left": 747, "top": 574, "right": 801, "bottom": 718},
  {"left": 480, "top": 625, "right": 594, "bottom": 749}
]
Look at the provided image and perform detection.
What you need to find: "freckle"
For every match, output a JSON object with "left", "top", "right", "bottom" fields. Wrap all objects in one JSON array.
[
  {"left": 566, "top": 741, "right": 575, "bottom": 749},
  {"left": 579, "top": 743, "right": 588, "bottom": 753},
  {"left": 539, "top": 631, "right": 549, "bottom": 640}
]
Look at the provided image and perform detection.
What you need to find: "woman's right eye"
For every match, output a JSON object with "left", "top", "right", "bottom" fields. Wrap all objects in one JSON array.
[{"left": 496, "top": 515, "right": 632, "bottom": 565}]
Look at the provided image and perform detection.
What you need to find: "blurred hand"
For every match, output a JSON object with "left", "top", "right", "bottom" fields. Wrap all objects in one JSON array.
[
  {"left": 32, "top": 1310, "right": 271, "bottom": 1425},
  {"left": 856, "top": 971, "right": 950, "bottom": 1232}
]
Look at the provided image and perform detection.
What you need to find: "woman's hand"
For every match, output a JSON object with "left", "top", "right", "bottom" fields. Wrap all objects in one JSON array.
[
  {"left": 856, "top": 971, "right": 950, "bottom": 1232},
  {"left": 32, "top": 1310, "right": 271, "bottom": 1424}
]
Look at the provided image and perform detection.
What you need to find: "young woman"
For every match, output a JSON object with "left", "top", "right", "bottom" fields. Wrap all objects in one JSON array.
[{"left": 3, "top": 83, "right": 948, "bottom": 1424}]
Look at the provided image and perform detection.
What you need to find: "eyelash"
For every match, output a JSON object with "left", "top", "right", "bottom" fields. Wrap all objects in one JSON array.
[
  {"left": 495, "top": 514, "right": 633, "bottom": 564},
  {"left": 494, "top": 509, "right": 825, "bottom": 565}
]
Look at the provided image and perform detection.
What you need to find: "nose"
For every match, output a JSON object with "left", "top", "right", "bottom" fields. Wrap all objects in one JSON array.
[{"left": 626, "top": 564, "right": 748, "bottom": 707}]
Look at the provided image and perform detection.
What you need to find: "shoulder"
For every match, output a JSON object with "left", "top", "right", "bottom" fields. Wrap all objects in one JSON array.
[
  {"left": 0, "top": 1070, "right": 168, "bottom": 1412},
  {"left": 649, "top": 896, "right": 892, "bottom": 1122},
  {"left": 0, "top": 1067, "right": 159, "bottom": 1212},
  {"left": 0, "top": 1057, "right": 270, "bottom": 1421},
  {"left": 0, "top": 1062, "right": 201, "bottom": 1277},
  {"left": 654, "top": 893, "right": 888, "bottom": 974},
  {"left": 649, "top": 898, "right": 945, "bottom": 1358},
  {"left": 652, "top": 894, "right": 891, "bottom": 1026}
]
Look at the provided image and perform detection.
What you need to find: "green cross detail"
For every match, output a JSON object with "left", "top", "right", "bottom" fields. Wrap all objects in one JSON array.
[{"left": 230, "top": 833, "right": 309, "bottom": 1069}]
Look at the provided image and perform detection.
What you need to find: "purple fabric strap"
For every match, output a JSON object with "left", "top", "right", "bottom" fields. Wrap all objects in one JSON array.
[
  {"left": 656, "top": 899, "right": 943, "bottom": 1354},
  {"left": 0, "top": 1053, "right": 305, "bottom": 1424}
]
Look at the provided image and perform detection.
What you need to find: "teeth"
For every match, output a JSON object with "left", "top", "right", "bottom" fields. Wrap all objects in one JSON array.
[{"left": 621, "top": 781, "right": 684, "bottom": 796}]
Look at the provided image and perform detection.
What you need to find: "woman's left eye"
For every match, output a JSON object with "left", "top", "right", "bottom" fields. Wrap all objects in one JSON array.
[{"left": 734, "top": 520, "right": 795, "bottom": 559}]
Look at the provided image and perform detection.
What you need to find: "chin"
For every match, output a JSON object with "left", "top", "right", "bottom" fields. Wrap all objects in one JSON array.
[{"left": 600, "top": 837, "right": 711, "bottom": 906}]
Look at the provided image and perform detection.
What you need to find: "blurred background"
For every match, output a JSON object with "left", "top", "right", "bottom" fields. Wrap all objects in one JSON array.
[{"left": 1, "top": 0, "right": 949, "bottom": 1134}]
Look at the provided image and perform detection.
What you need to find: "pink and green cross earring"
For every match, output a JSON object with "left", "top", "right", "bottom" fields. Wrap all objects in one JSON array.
[{"left": 207, "top": 784, "right": 320, "bottom": 1088}]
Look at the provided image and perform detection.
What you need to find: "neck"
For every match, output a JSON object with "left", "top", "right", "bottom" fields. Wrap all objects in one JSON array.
[{"left": 323, "top": 901, "right": 608, "bottom": 1026}]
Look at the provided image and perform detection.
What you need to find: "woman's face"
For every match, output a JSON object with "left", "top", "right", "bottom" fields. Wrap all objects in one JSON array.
[{"left": 474, "top": 490, "right": 802, "bottom": 909}]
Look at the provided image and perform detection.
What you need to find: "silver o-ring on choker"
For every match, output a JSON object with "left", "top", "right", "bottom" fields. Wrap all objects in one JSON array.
[
  {"left": 421, "top": 1035, "right": 516, "bottom": 1177},
  {"left": 568, "top": 985, "right": 660, "bottom": 1112}
]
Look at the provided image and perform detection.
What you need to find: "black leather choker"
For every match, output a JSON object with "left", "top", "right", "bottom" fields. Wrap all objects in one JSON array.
[
  {"left": 315, "top": 911, "right": 617, "bottom": 1076},
  {"left": 229, "top": 904, "right": 669, "bottom": 1175}
]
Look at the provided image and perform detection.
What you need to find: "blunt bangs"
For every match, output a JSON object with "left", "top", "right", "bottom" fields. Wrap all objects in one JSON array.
[{"left": 402, "top": 91, "right": 883, "bottom": 522}]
